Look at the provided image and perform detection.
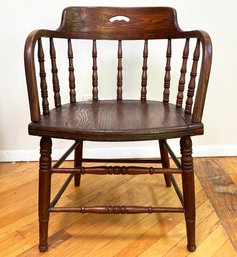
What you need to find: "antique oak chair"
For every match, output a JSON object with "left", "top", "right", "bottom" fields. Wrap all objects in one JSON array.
[{"left": 24, "top": 7, "right": 212, "bottom": 252}]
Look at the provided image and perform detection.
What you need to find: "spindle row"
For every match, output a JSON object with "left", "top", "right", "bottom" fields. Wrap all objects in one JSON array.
[{"left": 37, "top": 38, "right": 201, "bottom": 115}]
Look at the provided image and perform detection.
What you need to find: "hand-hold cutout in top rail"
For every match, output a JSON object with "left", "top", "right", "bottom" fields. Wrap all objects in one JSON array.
[{"left": 109, "top": 16, "right": 130, "bottom": 23}]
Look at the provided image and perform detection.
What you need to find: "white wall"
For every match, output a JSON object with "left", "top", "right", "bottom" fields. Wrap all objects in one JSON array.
[{"left": 0, "top": 0, "right": 237, "bottom": 162}]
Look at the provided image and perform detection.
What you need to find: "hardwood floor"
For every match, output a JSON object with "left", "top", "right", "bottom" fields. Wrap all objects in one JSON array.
[
  {"left": 0, "top": 158, "right": 236, "bottom": 256},
  {"left": 195, "top": 157, "right": 237, "bottom": 253}
]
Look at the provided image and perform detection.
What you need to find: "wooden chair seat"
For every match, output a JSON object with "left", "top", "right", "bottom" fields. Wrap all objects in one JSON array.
[{"left": 29, "top": 100, "right": 203, "bottom": 141}]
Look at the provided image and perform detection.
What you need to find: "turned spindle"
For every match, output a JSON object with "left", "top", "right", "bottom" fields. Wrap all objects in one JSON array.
[
  {"left": 176, "top": 39, "right": 190, "bottom": 108},
  {"left": 68, "top": 39, "right": 76, "bottom": 103},
  {"left": 92, "top": 39, "right": 98, "bottom": 101},
  {"left": 141, "top": 40, "right": 148, "bottom": 101},
  {"left": 117, "top": 40, "right": 123, "bottom": 100},
  {"left": 50, "top": 38, "right": 61, "bottom": 108},
  {"left": 163, "top": 39, "right": 172, "bottom": 103},
  {"left": 38, "top": 38, "right": 49, "bottom": 115},
  {"left": 185, "top": 39, "right": 200, "bottom": 114}
]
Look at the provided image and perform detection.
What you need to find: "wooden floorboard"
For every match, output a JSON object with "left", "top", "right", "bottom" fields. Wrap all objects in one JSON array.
[
  {"left": 0, "top": 158, "right": 236, "bottom": 256},
  {"left": 195, "top": 157, "right": 237, "bottom": 252}
]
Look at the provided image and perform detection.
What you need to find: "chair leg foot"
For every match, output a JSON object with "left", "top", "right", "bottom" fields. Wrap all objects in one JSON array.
[
  {"left": 186, "top": 219, "right": 196, "bottom": 252},
  {"left": 74, "top": 174, "right": 81, "bottom": 187},
  {"left": 39, "top": 243, "right": 48, "bottom": 252},
  {"left": 187, "top": 243, "right": 196, "bottom": 252},
  {"left": 164, "top": 174, "right": 172, "bottom": 187},
  {"left": 39, "top": 220, "right": 49, "bottom": 252}
]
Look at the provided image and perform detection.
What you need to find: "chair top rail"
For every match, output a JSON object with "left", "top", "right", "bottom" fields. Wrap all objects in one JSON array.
[{"left": 57, "top": 6, "right": 181, "bottom": 40}]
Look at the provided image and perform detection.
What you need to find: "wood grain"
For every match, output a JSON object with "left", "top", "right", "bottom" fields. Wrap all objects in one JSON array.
[
  {"left": 23, "top": 6, "right": 213, "bottom": 254},
  {"left": 24, "top": 7, "right": 212, "bottom": 123},
  {"left": 195, "top": 157, "right": 237, "bottom": 252},
  {"left": 0, "top": 158, "right": 236, "bottom": 256},
  {"left": 28, "top": 100, "right": 204, "bottom": 141}
]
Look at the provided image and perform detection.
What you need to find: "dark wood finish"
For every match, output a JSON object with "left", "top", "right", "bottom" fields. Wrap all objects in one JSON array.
[
  {"left": 49, "top": 206, "right": 184, "bottom": 214},
  {"left": 163, "top": 39, "right": 172, "bottom": 103},
  {"left": 68, "top": 39, "right": 76, "bottom": 103},
  {"left": 181, "top": 136, "right": 196, "bottom": 252},
  {"left": 51, "top": 166, "right": 182, "bottom": 175},
  {"left": 74, "top": 141, "right": 83, "bottom": 187},
  {"left": 24, "top": 8, "right": 212, "bottom": 123},
  {"left": 24, "top": 6, "right": 212, "bottom": 252},
  {"left": 185, "top": 39, "right": 200, "bottom": 114},
  {"left": 38, "top": 137, "right": 52, "bottom": 252},
  {"left": 38, "top": 38, "right": 49, "bottom": 115},
  {"left": 176, "top": 38, "right": 189, "bottom": 108},
  {"left": 57, "top": 7, "right": 182, "bottom": 40},
  {"left": 141, "top": 40, "right": 148, "bottom": 101},
  {"left": 117, "top": 40, "right": 123, "bottom": 100},
  {"left": 28, "top": 100, "right": 204, "bottom": 141},
  {"left": 50, "top": 38, "right": 61, "bottom": 108},
  {"left": 92, "top": 39, "right": 98, "bottom": 101}
]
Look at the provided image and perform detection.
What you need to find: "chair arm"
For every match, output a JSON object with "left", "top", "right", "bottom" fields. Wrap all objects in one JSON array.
[
  {"left": 192, "top": 30, "right": 212, "bottom": 123},
  {"left": 24, "top": 29, "right": 60, "bottom": 122}
]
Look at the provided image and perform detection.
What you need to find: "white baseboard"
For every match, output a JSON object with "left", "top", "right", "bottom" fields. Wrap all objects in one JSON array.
[{"left": 0, "top": 144, "right": 236, "bottom": 162}]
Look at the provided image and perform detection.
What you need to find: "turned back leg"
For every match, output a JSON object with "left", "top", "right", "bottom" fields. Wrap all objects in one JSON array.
[
  {"left": 159, "top": 140, "right": 172, "bottom": 187},
  {"left": 74, "top": 141, "right": 83, "bottom": 187}
]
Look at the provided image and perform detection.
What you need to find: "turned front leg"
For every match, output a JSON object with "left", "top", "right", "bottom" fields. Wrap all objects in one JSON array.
[
  {"left": 38, "top": 137, "right": 52, "bottom": 252},
  {"left": 180, "top": 136, "right": 196, "bottom": 252}
]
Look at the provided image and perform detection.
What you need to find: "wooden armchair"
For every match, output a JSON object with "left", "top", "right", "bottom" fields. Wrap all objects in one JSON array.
[{"left": 24, "top": 6, "right": 212, "bottom": 252}]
